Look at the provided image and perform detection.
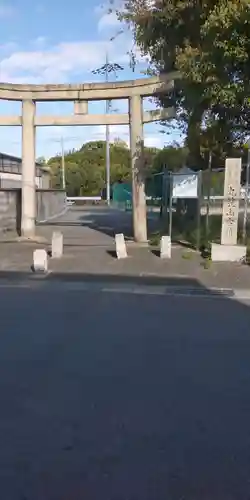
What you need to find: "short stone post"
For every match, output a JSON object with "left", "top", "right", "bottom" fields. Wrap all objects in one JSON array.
[
  {"left": 160, "top": 235, "right": 171, "bottom": 258},
  {"left": 33, "top": 249, "right": 48, "bottom": 273},
  {"left": 51, "top": 231, "right": 63, "bottom": 258},
  {"left": 115, "top": 233, "right": 128, "bottom": 259}
]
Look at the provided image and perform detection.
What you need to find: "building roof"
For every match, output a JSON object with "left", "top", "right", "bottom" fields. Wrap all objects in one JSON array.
[{"left": 0, "top": 151, "right": 49, "bottom": 173}]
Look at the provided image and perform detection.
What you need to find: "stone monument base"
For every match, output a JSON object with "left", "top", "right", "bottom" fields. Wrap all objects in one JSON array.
[{"left": 211, "top": 243, "right": 246, "bottom": 262}]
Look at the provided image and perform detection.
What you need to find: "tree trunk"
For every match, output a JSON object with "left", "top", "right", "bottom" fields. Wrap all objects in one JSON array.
[{"left": 186, "top": 106, "right": 205, "bottom": 170}]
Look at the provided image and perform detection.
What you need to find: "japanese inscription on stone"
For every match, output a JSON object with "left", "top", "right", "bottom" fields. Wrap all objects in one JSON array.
[{"left": 221, "top": 158, "right": 241, "bottom": 245}]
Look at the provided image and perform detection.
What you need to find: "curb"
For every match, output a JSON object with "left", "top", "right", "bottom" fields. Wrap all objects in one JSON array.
[
  {"left": 98, "top": 286, "right": 235, "bottom": 297},
  {"left": 232, "top": 289, "right": 250, "bottom": 300},
  {"left": 0, "top": 277, "right": 235, "bottom": 297},
  {"left": 38, "top": 205, "right": 69, "bottom": 224},
  {"left": 0, "top": 273, "right": 249, "bottom": 300}
]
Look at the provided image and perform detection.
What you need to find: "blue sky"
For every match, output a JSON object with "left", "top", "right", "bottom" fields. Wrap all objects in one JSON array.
[{"left": 0, "top": 0, "right": 182, "bottom": 159}]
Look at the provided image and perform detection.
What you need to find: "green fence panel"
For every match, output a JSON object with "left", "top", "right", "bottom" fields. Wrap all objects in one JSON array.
[{"left": 112, "top": 173, "right": 165, "bottom": 209}]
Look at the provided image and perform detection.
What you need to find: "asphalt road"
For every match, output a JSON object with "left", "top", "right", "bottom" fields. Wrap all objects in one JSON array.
[{"left": 1, "top": 285, "right": 250, "bottom": 499}]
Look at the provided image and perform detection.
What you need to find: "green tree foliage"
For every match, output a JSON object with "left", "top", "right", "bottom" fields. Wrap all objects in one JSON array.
[
  {"left": 152, "top": 145, "right": 188, "bottom": 173},
  {"left": 117, "top": 0, "right": 250, "bottom": 166},
  {"left": 48, "top": 139, "right": 188, "bottom": 195}
]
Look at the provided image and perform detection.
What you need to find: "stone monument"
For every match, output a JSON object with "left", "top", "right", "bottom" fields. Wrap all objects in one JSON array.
[
  {"left": 211, "top": 158, "right": 247, "bottom": 261},
  {"left": 221, "top": 158, "right": 241, "bottom": 245}
]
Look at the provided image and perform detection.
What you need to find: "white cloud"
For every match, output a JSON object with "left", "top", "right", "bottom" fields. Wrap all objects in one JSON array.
[
  {"left": 34, "top": 123, "right": 167, "bottom": 158},
  {"left": 144, "top": 135, "right": 165, "bottom": 148},
  {"left": 82, "top": 124, "right": 166, "bottom": 149},
  {"left": 0, "top": 36, "right": 141, "bottom": 82},
  {"left": 0, "top": 119, "right": 176, "bottom": 160},
  {"left": 0, "top": 4, "right": 16, "bottom": 17},
  {"left": 0, "top": 41, "right": 18, "bottom": 53},
  {"left": 0, "top": 42, "right": 105, "bottom": 82},
  {"left": 91, "top": 124, "right": 128, "bottom": 141}
]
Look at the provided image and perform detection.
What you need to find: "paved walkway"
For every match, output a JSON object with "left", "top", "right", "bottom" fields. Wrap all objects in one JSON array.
[{"left": 0, "top": 206, "right": 250, "bottom": 290}]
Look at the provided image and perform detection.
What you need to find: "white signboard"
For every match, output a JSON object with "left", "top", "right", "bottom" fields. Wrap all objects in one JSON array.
[{"left": 172, "top": 173, "right": 198, "bottom": 198}]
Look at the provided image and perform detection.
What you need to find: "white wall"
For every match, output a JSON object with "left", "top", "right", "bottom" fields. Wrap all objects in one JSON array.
[{"left": 0, "top": 172, "right": 44, "bottom": 188}]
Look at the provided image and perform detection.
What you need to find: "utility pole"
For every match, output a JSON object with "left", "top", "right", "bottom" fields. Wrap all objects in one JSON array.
[
  {"left": 47, "top": 135, "right": 81, "bottom": 192},
  {"left": 105, "top": 52, "right": 111, "bottom": 205},
  {"left": 92, "top": 52, "right": 123, "bottom": 205},
  {"left": 61, "top": 136, "right": 66, "bottom": 191}
]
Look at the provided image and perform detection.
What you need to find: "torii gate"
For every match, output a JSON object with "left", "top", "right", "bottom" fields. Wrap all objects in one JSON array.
[{"left": 0, "top": 72, "right": 176, "bottom": 242}]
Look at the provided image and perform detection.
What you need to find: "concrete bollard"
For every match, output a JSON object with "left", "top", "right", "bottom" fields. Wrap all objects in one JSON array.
[
  {"left": 51, "top": 231, "right": 63, "bottom": 258},
  {"left": 115, "top": 233, "right": 128, "bottom": 259},
  {"left": 33, "top": 249, "right": 48, "bottom": 273},
  {"left": 160, "top": 235, "right": 171, "bottom": 258}
]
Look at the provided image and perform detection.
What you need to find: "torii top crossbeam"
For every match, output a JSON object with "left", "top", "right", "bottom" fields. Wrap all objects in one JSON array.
[{"left": 0, "top": 72, "right": 177, "bottom": 101}]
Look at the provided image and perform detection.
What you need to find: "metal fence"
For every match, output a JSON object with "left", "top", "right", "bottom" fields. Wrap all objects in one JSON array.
[
  {"left": 111, "top": 166, "right": 250, "bottom": 250},
  {"left": 161, "top": 169, "right": 250, "bottom": 250},
  {"left": 112, "top": 174, "right": 164, "bottom": 211}
]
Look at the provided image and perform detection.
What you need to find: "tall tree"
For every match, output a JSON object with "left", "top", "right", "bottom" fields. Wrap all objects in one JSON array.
[
  {"left": 117, "top": 0, "right": 250, "bottom": 166},
  {"left": 48, "top": 139, "right": 186, "bottom": 195}
]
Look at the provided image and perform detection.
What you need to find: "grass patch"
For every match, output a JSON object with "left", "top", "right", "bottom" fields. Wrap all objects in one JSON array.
[
  {"left": 200, "top": 258, "right": 212, "bottom": 269},
  {"left": 181, "top": 251, "right": 193, "bottom": 260},
  {"left": 171, "top": 213, "right": 222, "bottom": 251},
  {"left": 149, "top": 231, "right": 161, "bottom": 246}
]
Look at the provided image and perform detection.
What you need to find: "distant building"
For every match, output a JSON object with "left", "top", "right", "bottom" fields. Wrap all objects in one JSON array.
[{"left": 0, "top": 152, "right": 50, "bottom": 189}]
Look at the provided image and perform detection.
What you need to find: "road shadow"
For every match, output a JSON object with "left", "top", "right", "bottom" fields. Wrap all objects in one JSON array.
[
  {"left": 77, "top": 206, "right": 134, "bottom": 240},
  {"left": 0, "top": 271, "right": 249, "bottom": 499},
  {"left": 38, "top": 206, "right": 163, "bottom": 244},
  {"left": 106, "top": 250, "right": 117, "bottom": 259},
  {"left": 38, "top": 221, "right": 81, "bottom": 227},
  {"left": 0, "top": 269, "right": 234, "bottom": 293},
  {"left": 151, "top": 248, "right": 161, "bottom": 258},
  {"left": 78, "top": 207, "right": 162, "bottom": 241}
]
